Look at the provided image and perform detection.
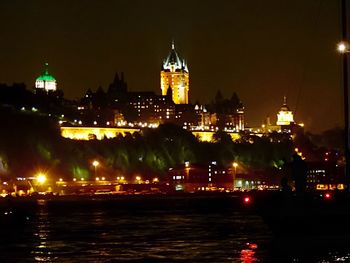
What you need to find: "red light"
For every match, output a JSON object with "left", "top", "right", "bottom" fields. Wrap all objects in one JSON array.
[
  {"left": 324, "top": 193, "right": 331, "bottom": 199},
  {"left": 249, "top": 243, "right": 258, "bottom": 249},
  {"left": 244, "top": 196, "right": 251, "bottom": 204}
]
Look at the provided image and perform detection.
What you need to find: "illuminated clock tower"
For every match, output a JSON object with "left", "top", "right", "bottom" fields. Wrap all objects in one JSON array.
[{"left": 161, "top": 42, "right": 189, "bottom": 104}]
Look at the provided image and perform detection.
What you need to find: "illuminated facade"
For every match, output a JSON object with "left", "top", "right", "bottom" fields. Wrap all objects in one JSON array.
[
  {"left": 161, "top": 42, "right": 189, "bottom": 104},
  {"left": 35, "top": 63, "right": 57, "bottom": 92},
  {"left": 276, "top": 96, "right": 294, "bottom": 126},
  {"left": 127, "top": 92, "right": 175, "bottom": 123}
]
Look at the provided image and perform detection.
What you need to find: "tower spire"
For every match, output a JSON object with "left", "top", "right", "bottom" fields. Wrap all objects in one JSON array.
[
  {"left": 161, "top": 41, "right": 189, "bottom": 104},
  {"left": 44, "top": 62, "right": 49, "bottom": 74},
  {"left": 283, "top": 95, "right": 287, "bottom": 105}
]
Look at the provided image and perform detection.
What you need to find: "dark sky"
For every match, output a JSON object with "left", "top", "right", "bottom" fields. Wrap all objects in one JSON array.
[{"left": 0, "top": 0, "right": 345, "bottom": 133}]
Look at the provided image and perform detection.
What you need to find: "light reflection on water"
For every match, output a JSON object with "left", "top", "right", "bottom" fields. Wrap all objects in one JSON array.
[
  {"left": 0, "top": 199, "right": 349, "bottom": 262},
  {"left": 32, "top": 200, "right": 53, "bottom": 262}
]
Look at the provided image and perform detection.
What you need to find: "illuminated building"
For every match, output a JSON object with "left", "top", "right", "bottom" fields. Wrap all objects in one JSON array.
[
  {"left": 35, "top": 63, "right": 57, "bottom": 92},
  {"left": 276, "top": 96, "right": 294, "bottom": 126},
  {"left": 212, "top": 110, "right": 244, "bottom": 131},
  {"left": 174, "top": 104, "right": 199, "bottom": 127},
  {"left": 169, "top": 162, "right": 233, "bottom": 192},
  {"left": 161, "top": 42, "right": 189, "bottom": 104},
  {"left": 306, "top": 161, "right": 345, "bottom": 191},
  {"left": 127, "top": 92, "right": 175, "bottom": 124},
  {"left": 252, "top": 97, "right": 304, "bottom": 134}
]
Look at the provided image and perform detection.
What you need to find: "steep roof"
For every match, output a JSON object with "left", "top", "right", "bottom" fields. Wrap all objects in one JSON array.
[
  {"left": 36, "top": 63, "right": 56, "bottom": 82},
  {"left": 162, "top": 41, "right": 188, "bottom": 72}
]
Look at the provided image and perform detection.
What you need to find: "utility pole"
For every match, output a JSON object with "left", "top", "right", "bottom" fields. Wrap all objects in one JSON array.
[{"left": 341, "top": 0, "right": 350, "bottom": 189}]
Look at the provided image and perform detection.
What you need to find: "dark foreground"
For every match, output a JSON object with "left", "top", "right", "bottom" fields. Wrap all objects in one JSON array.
[{"left": 1, "top": 192, "right": 350, "bottom": 262}]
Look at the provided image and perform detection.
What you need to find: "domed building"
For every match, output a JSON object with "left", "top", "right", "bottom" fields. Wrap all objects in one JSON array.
[
  {"left": 276, "top": 96, "right": 294, "bottom": 126},
  {"left": 35, "top": 63, "right": 57, "bottom": 92},
  {"left": 160, "top": 42, "right": 189, "bottom": 104}
]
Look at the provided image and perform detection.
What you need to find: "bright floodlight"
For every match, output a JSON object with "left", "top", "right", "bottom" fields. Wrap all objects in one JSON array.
[
  {"left": 36, "top": 173, "right": 47, "bottom": 184},
  {"left": 338, "top": 42, "right": 347, "bottom": 53},
  {"left": 233, "top": 162, "right": 238, "bottom": 168},
  {"left": 92, "top": 160, "right": 99, "bottom": 167}
]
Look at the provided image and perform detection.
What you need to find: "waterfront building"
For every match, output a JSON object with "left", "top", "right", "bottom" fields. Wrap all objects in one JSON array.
[
  {"left": 306, "top": 161, "right": 345, "bottom": 191},
  {"left": 35, "top": 63, "right": 57, "bottom": 92},
  {"left": 161, "top": 42, "right": 189, "bottom": 104},
  {"left": 169, "top": 162, "right": 233, "bottom": 192}
]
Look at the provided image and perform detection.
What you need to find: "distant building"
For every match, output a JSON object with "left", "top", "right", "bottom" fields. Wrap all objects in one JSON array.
[
  {"left": 306, "top": 161, "right": 345, "bottom": 191},
  {"left": 35, "top": 63, "right": 57, "bottom": 92},
  {"left": 251, "top": 96, "right": 299, "bottom": 134},
  {"left": 169, "top": 162, "right": 233, "bottom": 192},
  {"left": 127, "top": 91, "right": 175, "bottom": 124},
  {"left": 276, "top": 96, "right": 294, "bottom": 126},
  {"left": 161, "top": 42, "right": 189, "bottom": 104}
]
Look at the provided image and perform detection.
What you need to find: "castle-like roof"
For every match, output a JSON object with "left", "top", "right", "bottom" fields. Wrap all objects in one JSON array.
[
  {"left": 163, "top": 42, "right": 188, "bottom": 72},
  {"left": 36, "top": 63, "right": 56, "bottom": 82}
]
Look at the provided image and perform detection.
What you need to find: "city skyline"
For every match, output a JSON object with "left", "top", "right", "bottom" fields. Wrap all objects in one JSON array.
[{"left": 0, "top": 0, "right": 344, "bottom": 132}]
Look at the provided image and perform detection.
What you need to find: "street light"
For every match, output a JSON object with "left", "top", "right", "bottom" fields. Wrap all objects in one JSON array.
[
  {"left": 92, "top": 160, "right": 99, "bottom": 177},
  {"left": 338, "top": 39, "right": 350, "bottom": 186},
  {"left": 338, "top": 42, "right": 348, "bottom": 53},
  {"left": 36, "top": 173, "right": 47, "bottom": 184},
  {"left": 233, "top": 162, "right": 238, "bottom": 191}
]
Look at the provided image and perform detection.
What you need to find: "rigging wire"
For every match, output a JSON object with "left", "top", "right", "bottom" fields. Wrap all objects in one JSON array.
[{"left": 293, "top": 0, "right": 324, "bottom": 118}]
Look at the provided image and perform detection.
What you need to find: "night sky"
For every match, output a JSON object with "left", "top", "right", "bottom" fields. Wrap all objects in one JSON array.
[{"left": 0, "top": 0, "right": 345, "bottom": 133}]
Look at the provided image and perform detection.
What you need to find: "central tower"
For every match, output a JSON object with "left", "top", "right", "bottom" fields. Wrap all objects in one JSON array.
[
  {"left": 35, "top": 63, "right": 57, "bottom": 92},
  {"left": 161, "top": 42, "right": 189, "bottom": 104},
  {"left": 277, "top": 96, "right": 294, "bottom": 126}
]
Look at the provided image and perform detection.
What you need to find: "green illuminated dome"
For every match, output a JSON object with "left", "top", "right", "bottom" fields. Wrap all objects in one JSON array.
[{"left": 36, "top": 63, "right": 56, "bottom": 82}]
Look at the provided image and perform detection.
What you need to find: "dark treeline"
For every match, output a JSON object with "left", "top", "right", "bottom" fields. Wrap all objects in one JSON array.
[{"left": 0, "top": 107, "right": 293, "bottom": 180}]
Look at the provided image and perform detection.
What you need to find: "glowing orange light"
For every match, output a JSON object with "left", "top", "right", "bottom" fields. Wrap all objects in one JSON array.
[{"left": 92, "top": 160, "right": 99, "bottom": 167}]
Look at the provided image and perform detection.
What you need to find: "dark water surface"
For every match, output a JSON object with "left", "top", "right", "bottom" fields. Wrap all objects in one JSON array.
[{"left": 1, "top": 196, "right": 350, "bottom": 262}]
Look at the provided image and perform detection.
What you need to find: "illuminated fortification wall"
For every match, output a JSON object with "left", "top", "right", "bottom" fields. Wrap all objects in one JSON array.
[
  {"left": 61, "top": 127, "right": 240, "bottom": 142},
  {"left": 191, "top": 131, "right": 240, "bottom": 142},
  {"left": 61, "top": 127, "right": 141, "bottom": 140}
]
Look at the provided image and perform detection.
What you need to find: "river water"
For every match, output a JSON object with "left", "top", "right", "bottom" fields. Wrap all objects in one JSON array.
[{"left": 0, "top": 197, "right": 350, "bottom": 262}]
